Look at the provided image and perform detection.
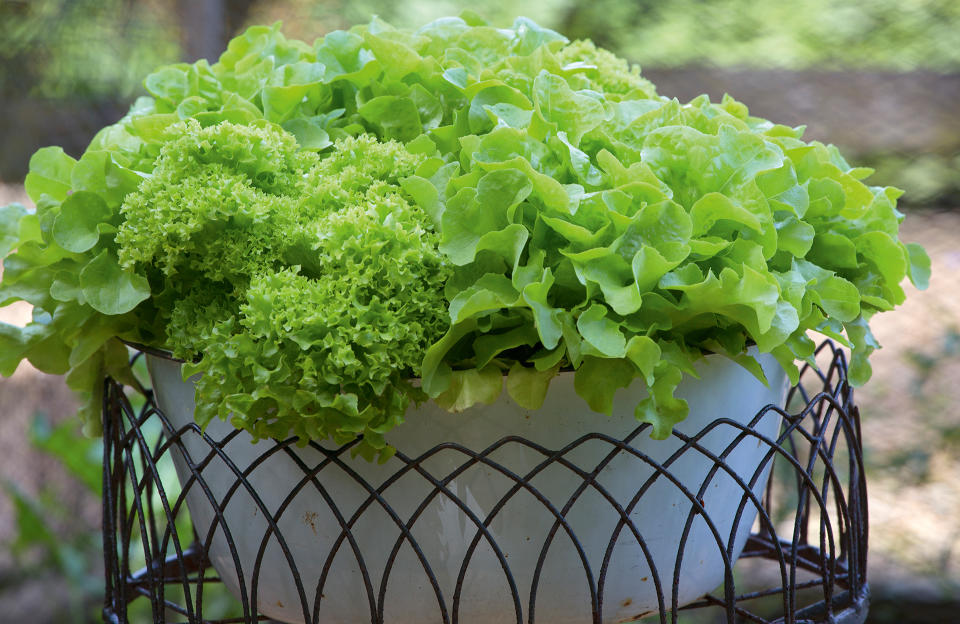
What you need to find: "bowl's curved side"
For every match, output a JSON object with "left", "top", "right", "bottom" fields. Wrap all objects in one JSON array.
[{"left": 146, "top": 351, "right": 787, "bottom": 624}]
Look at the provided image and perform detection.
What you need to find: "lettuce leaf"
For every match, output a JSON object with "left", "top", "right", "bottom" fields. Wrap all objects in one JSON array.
[{"left": 0, "top": 15, "right": 929, "bottom": 457}]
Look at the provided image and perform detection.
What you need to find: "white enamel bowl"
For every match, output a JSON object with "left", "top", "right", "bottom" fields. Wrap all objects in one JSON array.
[{"left": 147, "top": 350, "right": 787, "bottom": 623}]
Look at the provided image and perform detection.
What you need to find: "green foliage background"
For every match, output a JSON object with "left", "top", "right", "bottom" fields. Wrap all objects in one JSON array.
[
  {"left": 3, "top": 0, "right": 959, "bottom": 99},
  {"left": 0, "top": 0, "right": 179, "bottom": 99}
]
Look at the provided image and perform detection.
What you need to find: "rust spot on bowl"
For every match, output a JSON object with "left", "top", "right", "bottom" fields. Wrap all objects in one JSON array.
[
  {"left": 640, "top": 576, "right": 648, "bottom": 582},
  {"left": 304, "top": 511, "right": 319, "bottom": 536},
  {"left": 618, "top": 611, "right": 654, "bottom": 623},
  {"left": 621, "top": 598, "right": 633, "bottom": 607},
  {"left": 276, "top": 600, "right": 284, "bottom": 608}
]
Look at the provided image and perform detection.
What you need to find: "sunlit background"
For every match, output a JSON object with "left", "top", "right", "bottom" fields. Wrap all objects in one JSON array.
[{"left": 0, "top": 1, "right": 958, "bottom": 622}]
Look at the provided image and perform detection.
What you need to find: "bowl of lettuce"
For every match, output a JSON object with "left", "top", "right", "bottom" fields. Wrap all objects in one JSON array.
[{"left": 0, "top": 13, "right": 928, "bottom": 623}]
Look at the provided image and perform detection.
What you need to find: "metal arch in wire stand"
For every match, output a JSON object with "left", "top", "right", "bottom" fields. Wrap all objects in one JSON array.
[{"left": 101, "top": 340, "right": 869, "bottom": 624}]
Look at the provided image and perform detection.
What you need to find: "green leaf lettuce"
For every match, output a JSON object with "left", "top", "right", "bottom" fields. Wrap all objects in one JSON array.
[{"left": 0, "top": 14, "right": 930, "bottom": 457}]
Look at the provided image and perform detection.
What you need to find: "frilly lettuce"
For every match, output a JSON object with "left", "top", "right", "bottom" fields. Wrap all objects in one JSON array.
[
  {"left": 0, "top": 14, "right": 930, "bottom": 457},
  {"left": 121, "top": 123, "right": 450, "bottom": 458}
]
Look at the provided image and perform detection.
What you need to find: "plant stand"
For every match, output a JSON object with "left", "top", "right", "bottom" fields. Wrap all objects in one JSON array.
[{"left": 101, "top": 340, "right": 869, "bottom": 624}]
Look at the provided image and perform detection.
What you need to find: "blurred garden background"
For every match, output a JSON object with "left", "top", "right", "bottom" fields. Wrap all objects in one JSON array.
[{"left": 0, "top": 0, "right": 958, "bottom": 621}]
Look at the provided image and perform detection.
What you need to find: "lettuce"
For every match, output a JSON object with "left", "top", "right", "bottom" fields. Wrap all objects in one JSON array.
[
  {"left": 121, "top": 123, "right": 450, "bottom": 458},
  {"left": 0, "top": 15, "right": 929, "bottom": 457}
]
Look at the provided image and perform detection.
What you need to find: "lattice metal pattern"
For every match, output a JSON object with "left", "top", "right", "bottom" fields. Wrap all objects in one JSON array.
[{"left": 102, "top": 340, "right": 867, "bottom": 624}]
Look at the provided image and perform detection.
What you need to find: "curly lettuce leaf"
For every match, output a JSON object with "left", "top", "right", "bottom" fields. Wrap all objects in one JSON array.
[{"left": 118, "top": 123, "right": 450, "bottom": 456}]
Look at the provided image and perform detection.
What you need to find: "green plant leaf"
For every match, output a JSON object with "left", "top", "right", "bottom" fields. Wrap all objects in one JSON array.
[
  {"left": 521, "top": 269, "right": 563, "bottom": 350},
  {"left": 635, "top": 364, "right": 689, "bottom": 439},
  {"left": 506, "top": 362, "right": 558, "bottom": 410},
  {"left": 0, "top": 322, "right": 28, "bottom": 376},
  {"left": 281, "top": 117, "right": 332, "bottom": 150},
  {"left": 577, "top": 303, "right": 626, "bottom": 357},
  {"left": 314, "top": 30, "right": 379, "bottom": 85},
  {"left": 52, "top": 191, "right": 112, "bottom": 253},
  {"left": 144, "top": 66, "right": 189, "bottom": 102},
  {"left": 690, "top": 192, "right": 763, "bottom": 236},
  {"left": 362, "top": 30, "right": 421, "bottom": 79},
  {"left": 358, "top": 95, "right": 423, "bottom": 142},
  {"left": 448, "top": 273, "right": 521, "bottom": 323},
  {"left": 24, "top": 147, "right": 76, "bottom": 203},
  {"left": 625, "top": 335, "right": 661, "bottom": 385},
  {"left": 855, "top": 231, "right": 907, "bottom": 285},
  {"left": 775, "top": 215, "right": 816, "bottom": 257},
  {"left": 905, "top": 242, "right": 931, "bottom": 290},
  {"left": 533, "top": 71, "right": 607, "bottom": 145},
  {"left": 434, "top": 365, "right": 503, "bottom": 411},
  {"left": 79, "top": 250, "right": 150, "bottom": 315},
  {"left": 844, "top": 316, "right": 879, "bottom": 386},
  {"left": 808, "top": 230, "right": 859, "bottom": 270},
  {"left": 474, "top": 324, "right": 540, "bottom": 368},
  {"left": 573, "top": 356, "right": 635, "bottom": 416},
  {"left": 0, "top": 203, "right": 28, "bottom": 258},
  {"left": 441, "top": 169, "right": 532, "bottom": 265}
]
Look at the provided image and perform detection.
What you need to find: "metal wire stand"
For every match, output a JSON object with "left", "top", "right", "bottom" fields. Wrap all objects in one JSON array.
[{"left": 102, "top": 340, "right": 868, "bottom": 623}]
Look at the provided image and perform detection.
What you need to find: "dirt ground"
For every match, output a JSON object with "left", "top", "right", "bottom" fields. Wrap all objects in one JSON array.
[
  {"left": 856, "top": 209, "right": 960, "bottom": 599},
  {"left": 0, "top": 181, "right": 958, "bottom": 619},
  {"left": 0, "top": 185, "right": 98, "bottom": 620}
]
